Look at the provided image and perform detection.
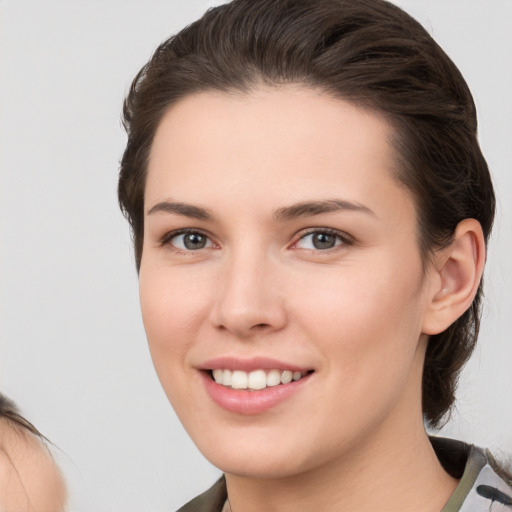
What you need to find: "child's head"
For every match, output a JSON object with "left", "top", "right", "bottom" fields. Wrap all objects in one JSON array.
[{"left": 0, "top": 394, "right": 66, "bottom": 512}]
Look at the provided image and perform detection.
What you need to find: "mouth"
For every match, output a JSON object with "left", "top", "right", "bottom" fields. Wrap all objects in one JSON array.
[
  {"left": 199, "top": 357, "right": 315, "bottom": 413},
  {"left": 209, "top": 368, "right": 313, "bottom": 391}
]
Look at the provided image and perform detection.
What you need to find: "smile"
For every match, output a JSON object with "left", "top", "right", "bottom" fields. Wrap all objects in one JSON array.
[
  {"left": 211, "top": 369, "right": 310, "bottom": 390},
  {"left": 201, "top": 360, "right": 315, "bottom": 414}
]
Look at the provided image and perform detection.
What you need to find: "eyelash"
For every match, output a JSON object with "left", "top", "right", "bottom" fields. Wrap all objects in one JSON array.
[
  {"left": 159, "top": 229, "right": 216, "bottom": 253},
  {"left": 159, "top": 228, "right": 354, "bottom": 253},
  {"left": 291, "top": 228, "right": 354, "bottom": 251}
]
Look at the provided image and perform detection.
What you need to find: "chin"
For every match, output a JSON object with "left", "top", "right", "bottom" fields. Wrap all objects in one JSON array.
[
  {"left": 188, "top": 424, "right": 327, "bottom": 479},
  {"left": 208, "top": 451, "right": 309, "bottom": 479}
]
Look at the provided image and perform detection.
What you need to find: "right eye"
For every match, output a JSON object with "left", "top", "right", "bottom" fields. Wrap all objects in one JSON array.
[{"left": 165, "top": 231, "right": 214, "bottom": 251}]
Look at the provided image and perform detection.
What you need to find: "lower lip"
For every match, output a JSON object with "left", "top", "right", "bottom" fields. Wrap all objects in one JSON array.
[{"left": 201, "top": 371, "right": 312, "bottom": 415}]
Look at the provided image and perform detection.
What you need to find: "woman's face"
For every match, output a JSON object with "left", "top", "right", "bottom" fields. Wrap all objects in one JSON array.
[{"left": 140, "top": 86, "right": 437, "bottom": 478}]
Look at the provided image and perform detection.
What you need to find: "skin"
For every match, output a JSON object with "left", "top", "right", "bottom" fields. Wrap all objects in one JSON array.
[
  {"left": 140, "top": 85, "right": 484, "bottom": 512},
  {"left": 0, "top": 421, "right": 66, "bottom": 512}
]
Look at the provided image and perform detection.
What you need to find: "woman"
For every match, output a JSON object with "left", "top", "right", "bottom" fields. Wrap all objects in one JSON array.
[{"left": 118, "top": 1, "right": 511, "bottom": 510}]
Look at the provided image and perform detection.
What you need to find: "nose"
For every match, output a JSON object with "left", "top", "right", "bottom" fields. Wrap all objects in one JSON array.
[{"left": 210, "top": 251, "right": 287, "bottom": 339}]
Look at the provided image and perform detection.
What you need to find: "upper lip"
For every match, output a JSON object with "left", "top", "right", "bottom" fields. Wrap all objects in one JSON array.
[{"left": 199, "top": 356, "right": 313, "bottom": 373}]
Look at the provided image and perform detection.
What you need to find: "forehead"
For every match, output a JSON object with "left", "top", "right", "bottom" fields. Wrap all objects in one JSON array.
[
  {"left": 146, "top": 85, "right": 412, "bottom": 221},
  {"left": 149, "top": 85, "right": 393, "bottom": 166}
]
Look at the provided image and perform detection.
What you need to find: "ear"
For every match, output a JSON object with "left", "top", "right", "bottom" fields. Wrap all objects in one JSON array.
[{"left": 422, "top": 219, "right": 486, "bottom": 336}]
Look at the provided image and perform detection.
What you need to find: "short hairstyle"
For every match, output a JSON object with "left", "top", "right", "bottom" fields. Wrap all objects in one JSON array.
[{"left": 118, "top": 0, "right": 495, "bottom": 427}]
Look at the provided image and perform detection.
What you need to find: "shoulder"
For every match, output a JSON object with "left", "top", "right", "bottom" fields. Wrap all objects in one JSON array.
[
  {"left": 431, "top": 437, "right": 512, "bottom": 512},
  {"left": 458, "top": 445, "right": 512, "bottom": 512},
  {"left": 176, "top": 476, "right": 227, "bottom": 512},
  {"left": 0, "top": 418, "right": 67, "bottom": 512}
]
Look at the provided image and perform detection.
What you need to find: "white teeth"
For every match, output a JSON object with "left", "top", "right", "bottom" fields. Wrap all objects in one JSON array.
[
  {"left": 266, "top": 369, "right": 281, "bottom": 387},
  {"left": 223, "top": 369, "right": 232, "bottom": 386},
  {"left": 211, "top": 368, "right": 309, "bottom": 390},
  {"left": 213, "top": 369, "right": 223, "bottom": 384},
  {"left": 248, "top": 370, "right": 267, "bottom": 390},
  {"left": 231, "top": 370, "right": 248, "bottom": 389},
  {"left": 281, "top": 370, "right": 293, "bottom": 384}
]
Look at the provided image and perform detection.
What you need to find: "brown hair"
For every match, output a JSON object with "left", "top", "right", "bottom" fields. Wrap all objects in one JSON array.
[
  {"left": 0, "top": 393, "right": 47, "bottom": 441},
  {"left": 118, "top": 0, "right": 495, "bottom": 427}
]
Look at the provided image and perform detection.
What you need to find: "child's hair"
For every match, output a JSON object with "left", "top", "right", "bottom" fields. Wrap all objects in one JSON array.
[
  {"left": 118, "top": 0, "right": 495, "bottom": 427},
  {"left": 0, "top": 394, "right": 47, "bottom": 441}
]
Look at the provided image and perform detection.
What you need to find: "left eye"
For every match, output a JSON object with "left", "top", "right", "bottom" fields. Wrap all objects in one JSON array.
[
  {"left": 295, "top": 231, "right": 344, "bottom": 250},
  {"left": 169, "top": 232, "right": 213, "bottom": 251}
]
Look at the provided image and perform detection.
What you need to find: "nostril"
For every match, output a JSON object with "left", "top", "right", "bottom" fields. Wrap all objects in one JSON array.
[{"left": 253, "top": 323, "right": 271, "bottom": 330}]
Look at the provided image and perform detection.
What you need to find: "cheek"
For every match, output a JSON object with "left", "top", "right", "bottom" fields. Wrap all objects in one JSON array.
[
  {"left": 289, "top": 264, "right": 427, "bottom": 443},
  {"left": 139, "top": 263, "right": 210, "bottom": 363},
  {"left": 138, "top": 263, "right": 215, "bottom": 415},
  {"left": 292, "top": 256, "right": 426, "bottom": 376}
]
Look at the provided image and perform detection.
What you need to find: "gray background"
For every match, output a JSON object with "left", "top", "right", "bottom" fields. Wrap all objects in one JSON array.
[{"left": 1, "top": 1, "right": 511, "bottom": 510}]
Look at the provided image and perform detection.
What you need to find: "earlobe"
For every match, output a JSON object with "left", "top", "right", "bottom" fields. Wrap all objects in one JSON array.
[{"left": 422, "top": 219, "right": 486, "bottom": 335}]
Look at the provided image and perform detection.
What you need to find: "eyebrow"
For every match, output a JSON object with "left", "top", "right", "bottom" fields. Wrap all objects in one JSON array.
[
  {"left": 147, "top": 201, "right": 212, "bottom": 220},
  {"left": 146, "top": 198, "right": 374, "bottom": 222},
  {"left": 273, "top": 199, "right": 375, "bottom": 222}
]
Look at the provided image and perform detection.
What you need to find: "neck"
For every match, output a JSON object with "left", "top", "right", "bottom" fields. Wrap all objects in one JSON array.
[{"left": 225, "top": 412, "right": 457, "bottom": 512}]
